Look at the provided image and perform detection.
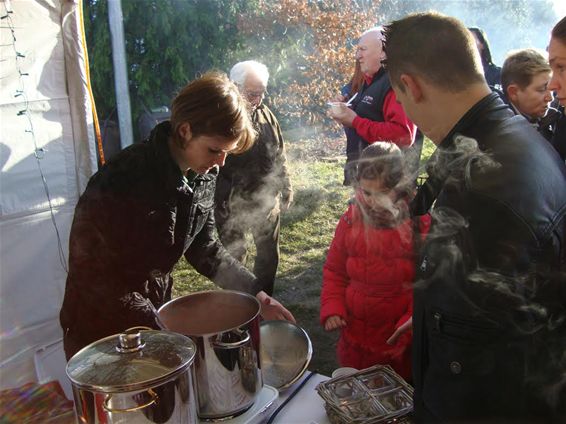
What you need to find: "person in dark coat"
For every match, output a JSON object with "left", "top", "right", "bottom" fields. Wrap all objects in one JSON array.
[
  {"left": 214, "top": 61, "right": 293, "bottom": 297},
  {"left": 59, "top": 72, "right": 294, "bottom": 360},
  {"left": 329, "top": 27, "right": 415, "bottom": 185},
  {"left": 469, "top": 26, "right": 502, "bottom": 88},
  {"left": 384, "top": 12, "right": 566, "bottom": 422},
  {"left": 548, "top": 16, "right": 566, "bottom": 162}
]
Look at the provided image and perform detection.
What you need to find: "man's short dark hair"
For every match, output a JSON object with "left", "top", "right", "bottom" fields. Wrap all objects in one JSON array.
[
  {"left": 552, "top": 16, "right": 566, "bottom": 43},
  {"left": 382, "top": 12, "right": 485, "bottom": 92}
]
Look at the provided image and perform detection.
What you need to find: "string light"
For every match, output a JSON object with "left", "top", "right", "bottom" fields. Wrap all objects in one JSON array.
[{"left": 2, "top": 1, "right": 68, "bottom": 273}]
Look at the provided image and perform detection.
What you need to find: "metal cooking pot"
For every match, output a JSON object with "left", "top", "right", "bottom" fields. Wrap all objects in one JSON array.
[
  {"left": 66, "top": 327, "right": 198, "bottom": 424},
  {"left": 158, "top": 290, "right": 262, "bottom": 420}
]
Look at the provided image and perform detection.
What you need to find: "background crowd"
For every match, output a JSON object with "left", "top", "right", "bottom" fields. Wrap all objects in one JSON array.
[{"left": 62, "top": 8, "right": 566, "bottom": 424}]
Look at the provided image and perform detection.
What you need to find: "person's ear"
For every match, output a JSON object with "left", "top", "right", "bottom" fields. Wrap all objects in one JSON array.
[
  {"left": 400, "top": 74, "right": 423, "bottom": 102},
  {"left": 379, "top": 44, "right": 387, "bottom": 62},
  {"left": 506, "top": 84, "right": 520, "bottom": 103},
  {"left": 178, "top": 123, "right": 192, "bottom": 142}
]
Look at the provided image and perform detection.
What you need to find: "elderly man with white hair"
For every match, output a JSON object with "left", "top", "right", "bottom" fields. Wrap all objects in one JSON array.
[
  {"left": 330, "top": 27, "right": 416, "bottom": 185},
  {"left": 214, "top": 60, "right": 293, "bottom": 296}
]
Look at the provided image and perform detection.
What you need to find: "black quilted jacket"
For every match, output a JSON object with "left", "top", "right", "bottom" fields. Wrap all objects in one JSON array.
[{"left": 60, "top": 121, "right": 260, "bottom": 359}]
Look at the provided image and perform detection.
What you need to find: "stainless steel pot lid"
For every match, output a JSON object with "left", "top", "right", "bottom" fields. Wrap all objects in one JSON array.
[
  {"left": 66, "top": 327, "right": 196, "bottom": 392},
  {"left": 260, "top": 320, "right": 313, "bottom": 390}
]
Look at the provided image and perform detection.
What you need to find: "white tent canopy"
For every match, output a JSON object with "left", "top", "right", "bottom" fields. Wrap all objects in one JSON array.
[{"left": 0, "top": 0, "right": 97, "bottom": 397}]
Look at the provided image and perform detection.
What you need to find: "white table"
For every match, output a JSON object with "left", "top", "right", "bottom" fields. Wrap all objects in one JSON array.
[{"left": 262, "top": 372, "right": 331, "bottom": 424}]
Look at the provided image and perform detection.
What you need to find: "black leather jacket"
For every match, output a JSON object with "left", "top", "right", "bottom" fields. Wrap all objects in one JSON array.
[
  {"left": 60, "top": 121, "right": 260, "bottom": 358},
  {"left": 412, "top": 93, "right": 566, "bottom": 422}
]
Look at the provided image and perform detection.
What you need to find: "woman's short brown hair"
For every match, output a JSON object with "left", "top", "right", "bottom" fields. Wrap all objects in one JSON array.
[{"left": 170, "top": 71, "right": 256, "bottom": 153}]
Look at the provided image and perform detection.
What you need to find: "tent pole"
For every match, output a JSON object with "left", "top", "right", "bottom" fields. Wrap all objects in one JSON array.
[{"left": 108, "top": 0, "right": 133, "bottom": 149}]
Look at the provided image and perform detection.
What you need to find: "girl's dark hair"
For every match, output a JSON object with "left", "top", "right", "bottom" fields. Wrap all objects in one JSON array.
[
  {"left": 170, "top": 71, "right": 255, "bottom": 153},
  {"left": 355, "top": 142, "right": 405, "bottom": 189}
]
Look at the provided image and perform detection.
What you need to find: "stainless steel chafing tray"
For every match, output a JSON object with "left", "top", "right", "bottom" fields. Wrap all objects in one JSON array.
[{"left": 316, "top": 364, "right": 413, "bottom": 424}]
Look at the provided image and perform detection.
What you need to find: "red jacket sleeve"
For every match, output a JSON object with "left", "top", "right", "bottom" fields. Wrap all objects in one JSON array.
[
  {"left": 320, "top": 210, "right": 351, "bottom": 326},
  {"left": 351, "top": 90, "right": 415, "bottom": 147}
]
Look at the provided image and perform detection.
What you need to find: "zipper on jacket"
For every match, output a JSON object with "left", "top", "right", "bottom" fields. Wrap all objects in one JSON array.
[{"left": 433, "top": 311, "right": 442, "bottom": 332}]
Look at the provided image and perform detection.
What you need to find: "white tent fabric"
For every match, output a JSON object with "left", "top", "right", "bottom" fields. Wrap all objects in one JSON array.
[{"left": 0, "top": 0, "right": 97, "bottom": 395}]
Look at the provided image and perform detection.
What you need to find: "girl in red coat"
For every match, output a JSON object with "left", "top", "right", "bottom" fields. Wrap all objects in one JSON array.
[{"left": 320, "top": 142, "right": 429, "bottom": 381}]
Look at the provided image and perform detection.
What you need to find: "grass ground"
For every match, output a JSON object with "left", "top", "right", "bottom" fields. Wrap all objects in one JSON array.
[{"left": 172, "top": 135, "right": 435, "bottom": 377}]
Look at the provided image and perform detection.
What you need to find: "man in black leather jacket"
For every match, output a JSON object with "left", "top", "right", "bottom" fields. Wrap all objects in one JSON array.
[
  {"left": 548, "top": 16, "right": 566, "bottom": 163},
  {"left": 384, "top": 13, "right": 566, "bottom": 422},
  {"left": 60, "top": 73, "right": 294, "bottom": 360}
]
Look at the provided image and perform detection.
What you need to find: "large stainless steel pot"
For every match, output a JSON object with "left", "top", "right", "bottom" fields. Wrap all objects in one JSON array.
[
  {"left": 66, "top": 328, "right": 198, "bottom": 424},
  {"left": 158, "top": 290, "right": 262, "bottom": 420}
]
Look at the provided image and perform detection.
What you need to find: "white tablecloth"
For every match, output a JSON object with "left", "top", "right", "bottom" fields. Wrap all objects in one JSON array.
[{"left": 262, "top": 372, "right": 331, "bottom": 424}]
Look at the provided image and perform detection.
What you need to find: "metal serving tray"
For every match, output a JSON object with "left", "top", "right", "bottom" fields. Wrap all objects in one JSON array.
[{"left": 316, "top": 365, "right": 413, "bottom": 424}]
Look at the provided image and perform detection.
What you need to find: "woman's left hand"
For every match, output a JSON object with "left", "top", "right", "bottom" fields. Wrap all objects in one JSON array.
[{"left": 256, "top": 291, "right": 296, "bottom": 323}]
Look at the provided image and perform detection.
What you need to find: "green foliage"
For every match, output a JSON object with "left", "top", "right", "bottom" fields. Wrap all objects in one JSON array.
[
  {"left": 84, "top": 0, "right": 559, "bottom": 139},
  {"left": 83, "top": 0, "right": 255, "bottom": 133}
]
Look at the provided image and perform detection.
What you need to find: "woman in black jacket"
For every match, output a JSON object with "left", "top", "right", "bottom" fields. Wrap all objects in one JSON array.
[{"left": 60, "top": 72, "right": 294, "bottom": 360}]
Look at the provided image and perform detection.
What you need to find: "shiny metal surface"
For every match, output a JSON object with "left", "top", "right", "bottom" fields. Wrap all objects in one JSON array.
[
  {"left": 67, "top": 329, "right": 198, "bottom": 423},
  {"left": 316, "top": 364, "right": 413, "bottom": 424},
  {"left": 260, "top": 320, "right": 313, "bottom": 390},
  {"left": 67, "top": 329, "right": 196, "bottom": 392},
  {"left": 159, "top": 290, "right": 263, "bottom": 420}
]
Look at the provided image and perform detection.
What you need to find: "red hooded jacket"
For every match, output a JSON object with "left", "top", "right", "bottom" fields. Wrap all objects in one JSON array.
[{"left": 320, "top": 202, "right": 430, "bottom": 380}]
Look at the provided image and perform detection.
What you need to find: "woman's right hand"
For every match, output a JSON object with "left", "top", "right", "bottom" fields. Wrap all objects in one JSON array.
[
  {"left": 256, "top": 291, "right": 296, "bottom": 323},
  {"left": 324, "top": 315, "right": 347, "bottom": 331}
]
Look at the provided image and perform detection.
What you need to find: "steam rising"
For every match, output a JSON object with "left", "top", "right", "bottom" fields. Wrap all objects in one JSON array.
[{"left": 412, "top": 134, "right": 566, "bottom": 408}]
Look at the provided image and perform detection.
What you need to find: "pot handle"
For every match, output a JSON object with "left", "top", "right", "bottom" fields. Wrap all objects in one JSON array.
[
  {"left": 212, "top": 330, "right": 251, "bottom": 349},
  {"left": 103, "top": 388, "right": 158, "bottom": 413}
]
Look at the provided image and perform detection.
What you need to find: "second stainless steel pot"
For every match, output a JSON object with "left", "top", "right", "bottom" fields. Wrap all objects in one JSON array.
[
  {"left": 158, "top": 290, "right": 263, "bottom": 420},
  {"left": 66, "top": 328, "right": 198, "bottom": 424}
]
